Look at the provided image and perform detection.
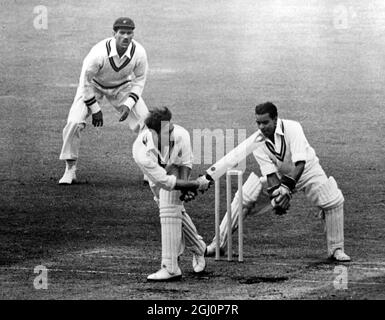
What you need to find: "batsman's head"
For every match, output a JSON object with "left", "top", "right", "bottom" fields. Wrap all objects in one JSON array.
[
  {"left": 113, "top": 17, "right": 135, "bottom": 49},
  {"left": 145, "top": 107, "right": 174, "bottom": 146},
  {"left": 255, "top": 102, "right": 278, "bottom": 140}
]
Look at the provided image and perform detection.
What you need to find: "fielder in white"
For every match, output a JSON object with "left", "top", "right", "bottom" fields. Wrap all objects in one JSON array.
[
  {"left": 59, "top": 17, "right": 149, "bottom": 184},
  {"left": 206, "top": 102, "right": 351, "bottom": 262},
  {"left": 133, "top": 107, "right": 211, "bottom": 281}
]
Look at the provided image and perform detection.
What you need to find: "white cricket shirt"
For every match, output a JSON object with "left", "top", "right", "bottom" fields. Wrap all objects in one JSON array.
[
  {"left": 78, "top": 37, "right": 148, "bottom": 112},
  {"left": 252, "top": 118, "right": 320, "bottom": 178},
  {"left": 132, "top": 124, "right": 193, "bottom": 191}
]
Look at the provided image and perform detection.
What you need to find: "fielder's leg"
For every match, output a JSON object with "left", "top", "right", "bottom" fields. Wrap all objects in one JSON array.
[
  {"left": 147, "top": 189, "right": 183, "bottom": 281},
  {"left": 112, "top": 94, "right": 149, "bottom": 184},
  {"left": 59, "top": 93, "right": 90, "bottom": 184},
  {"left": 307, "top": 176, "right": 351, "bottom": 262},
  {"left": 181, "top": 208, "right": 207, "bottom": 273},
  {"left": 206, "top": 172, "right": 263, "bottom": 256}
]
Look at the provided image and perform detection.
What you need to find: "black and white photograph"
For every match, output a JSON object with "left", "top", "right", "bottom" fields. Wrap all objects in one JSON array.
[{"left": 1, "top": 0, "right": 384, "bottom": 308}]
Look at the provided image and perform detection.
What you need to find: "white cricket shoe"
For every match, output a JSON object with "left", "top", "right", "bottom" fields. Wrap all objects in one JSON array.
[
  {"left": 192, "top": 242, "right": 207, "bottom": 273},
  {"left": 192, "top": 253, "right": 206, "bottom": 273},
  {"left": 147, "top": 267, "right": 182, "bottom": 282},
  {"left": 58, "top": 168, "right": 77, "bottom": 185},
  {"left": 205, "top": 242, "right": 215, "bottom": 257},
  {"left": 332, "top": 249, "right": 351, "bottom": 262}
]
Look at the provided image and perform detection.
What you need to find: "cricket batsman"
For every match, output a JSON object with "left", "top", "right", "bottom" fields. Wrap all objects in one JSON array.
[
  {"left": 59, "top": 17, "right": 149, "bottom": 184},
  {"left": 205, "top": 102, "right": 351, "bottom": 262},
  {"left": 133, "top": 107, "right": 212, "bottom": 281}
]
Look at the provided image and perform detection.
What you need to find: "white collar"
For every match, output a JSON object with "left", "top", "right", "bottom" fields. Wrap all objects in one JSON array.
[
  {"left": 275, "top": 118, "right": 284, "bottom": 136},
  {"left": 259, "top": 118, "right": 284, "bottom": 144},
  {"left": 109, "top": 38, "right": 133, "bottom": 59}
]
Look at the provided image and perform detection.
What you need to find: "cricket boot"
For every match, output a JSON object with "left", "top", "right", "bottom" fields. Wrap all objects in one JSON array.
[{"left": 59, "top": 161, "right": 77, "bottom": 184}]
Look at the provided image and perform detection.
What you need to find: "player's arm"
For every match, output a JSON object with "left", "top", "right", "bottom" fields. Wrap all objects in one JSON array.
[
  {"left": 270, "top": 161, "right": 305, "bottom": 213},
  {"left": 271, "top": 122, "right": 309, "bottom": 213},
  {"left": 253, "top": 146, "right": 290, "bottom": 214},
  {"left": 178, "top": 166, "right": 191, "bottom": 180},
  {"left": 279, "top": 121, "right": 309, "bottom": 192},
  {"left": 135, "top": 150, "right": 210, "bottom": 196},
  {"left": 286, "top": 161, "right": 305, "bottom": 185},
  {"left": 80, "top": 47, "right": 104, "bottom": 126},
  {"left": 164, "top": 164, "right": 191, "bottom": 180},
  {"left": 119, "top": 49, "right": 148, "bottom": 121}
]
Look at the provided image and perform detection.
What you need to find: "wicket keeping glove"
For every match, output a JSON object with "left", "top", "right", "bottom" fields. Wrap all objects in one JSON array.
[
  {"left": 270, "top": 188, "right": 290, "bottom": 215},
  {"left": 270, "top": 175, "right": 296, "bottom": 215}
]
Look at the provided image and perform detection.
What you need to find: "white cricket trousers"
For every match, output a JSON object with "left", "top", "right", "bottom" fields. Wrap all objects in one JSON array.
[{"left": 59, "top": 84, "right": 149, "bottom": 160}]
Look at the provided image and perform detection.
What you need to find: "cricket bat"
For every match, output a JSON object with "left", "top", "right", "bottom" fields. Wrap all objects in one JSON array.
[{"left": 206, "top": 130, "right": 264, "bottom": 180}]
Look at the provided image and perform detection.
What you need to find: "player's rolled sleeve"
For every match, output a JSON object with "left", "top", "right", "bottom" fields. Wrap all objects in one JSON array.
[
  {"left": 124, "top": 52, "right": 148, "bottom": 109},
  {"left": 288, "top": 122, "right": 308, "bottom": 164},
  {"left": 252, "top": 146, "right": 277, "bottom": 177},
  {"left": 135, "top": 153, "right": 177, "bottom": 191},
  {"left": 79, "top": 48, "right": 103, "bottom": 106}
]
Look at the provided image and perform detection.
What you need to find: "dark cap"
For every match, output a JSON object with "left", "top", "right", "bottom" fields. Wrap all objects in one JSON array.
[{"left": 113, "top": 17, "right": 135, "bottom": 31}]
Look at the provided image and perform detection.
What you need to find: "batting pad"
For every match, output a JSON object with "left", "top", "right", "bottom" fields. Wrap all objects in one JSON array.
[
  {"left": 214, "top": 172, "right": 263, "bottom": 249},
  {"left": 159, "top": 189, "right": 183, "bottom": 274},
  {"left": 324, "top": 203, "right": 345, "bottom": 257},
  {"left": 159, "top": 189, "right": 182, "bottom": 209},
  {"left": 307, "top": 176, "right": 344, "bottom": 210},
  {"left": 182, "top": 209, "right": 206, "bottom": 255}
]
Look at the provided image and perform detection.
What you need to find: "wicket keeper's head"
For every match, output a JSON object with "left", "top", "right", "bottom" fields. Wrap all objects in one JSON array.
[{"left": 255, "top": 102, "right": 278, "bottom": 140}]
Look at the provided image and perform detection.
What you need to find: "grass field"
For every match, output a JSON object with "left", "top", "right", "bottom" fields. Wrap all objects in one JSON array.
[{"left": 0, "top": 0, "right": 384, "bottom": 300}]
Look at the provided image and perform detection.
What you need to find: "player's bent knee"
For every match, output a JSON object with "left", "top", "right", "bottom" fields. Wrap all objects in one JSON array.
[
  {"left": 159, "top": 189, "right": 183, "bottom": 219},
  {"left": 64, "top": 121, "right": 85, "bottom": 133},
  {"left": 77, "top": 122, "right": 86, "bottom": 131},
  {"left": 311, "top": 176, "right": 344, "bottom": 210},
  {"left": 241, "top": 172, "right": 263, "bottom": 204}
]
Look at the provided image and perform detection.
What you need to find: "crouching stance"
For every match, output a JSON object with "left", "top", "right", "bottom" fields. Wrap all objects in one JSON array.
[
  {"left": 59, "top": 17, "right": 149, "bottom": 184},
  {"left": 133, "top": 107, "right": 211, "bottom": 281},
  {"left": 206, "top": 102, "right": 350, "bottom": 262}
]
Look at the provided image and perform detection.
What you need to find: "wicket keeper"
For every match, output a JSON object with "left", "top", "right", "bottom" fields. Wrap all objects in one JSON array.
[{"left": 206, "top": 102, "right": 351, "bottom": 262}]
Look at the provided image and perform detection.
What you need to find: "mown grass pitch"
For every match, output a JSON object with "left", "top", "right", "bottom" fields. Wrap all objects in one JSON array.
[{"left": 0, "top": 0, "right": 384, "bottom": 299}]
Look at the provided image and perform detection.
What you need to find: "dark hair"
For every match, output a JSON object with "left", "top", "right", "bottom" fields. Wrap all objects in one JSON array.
[
  {"left": 145, "top": 107, "right": 172, "bottom": 133},
  {"left": 255, "top": 102, "right": 278, "bottom": 119}
]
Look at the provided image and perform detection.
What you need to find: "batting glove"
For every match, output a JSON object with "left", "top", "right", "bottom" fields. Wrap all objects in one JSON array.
[
  {"left": 179, "top": 190, "right": 198, "bottom": 202},
  {"left": 196, "top": 174, "right": 213, "bottom": 193}
]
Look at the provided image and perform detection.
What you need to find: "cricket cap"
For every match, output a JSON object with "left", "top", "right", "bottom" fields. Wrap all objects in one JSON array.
[{"left": 113, "top": 17, "right": 135, "bottom": 31}]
